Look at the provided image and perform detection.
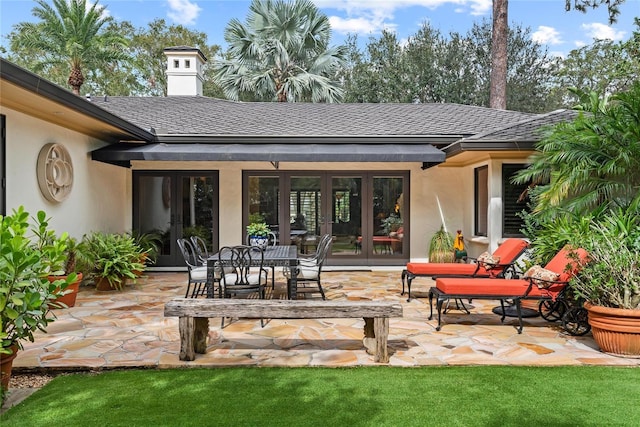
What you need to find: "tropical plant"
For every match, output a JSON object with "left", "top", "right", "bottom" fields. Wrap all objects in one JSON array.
[
  {"left": 247, "top": 222, "right": 271, "bottom": 237},
  {"left": 128, "top": 230, "right": 162, "bottom": 263},
  {"left": 1, "top": 207, "right": 73, "bottom": 355},
  {"left": 513, "top": 82, "right": 640, "bottom": 220},
  {"left": 428, "top": 225, "right": 454, "bottom": 263},
  {"left": 569, "top": 207, "right": 640, "bottom": 310},
  {"left": 80, "top": 232, "right": 145, "bottom": 290},
  {"left": 9, "top": 0, "right": 128, "bottom": 95},
  {"left": 213, "top": 0, "right": 345, "bottom": 102}
]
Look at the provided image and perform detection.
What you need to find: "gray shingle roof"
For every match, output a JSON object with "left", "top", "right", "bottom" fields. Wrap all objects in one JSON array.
[
  {"left": 91, "top": 96, "right": 535, "bottom": 138},
  {"left": 459, "top": 109, "right": 579, "bottom": 143}
]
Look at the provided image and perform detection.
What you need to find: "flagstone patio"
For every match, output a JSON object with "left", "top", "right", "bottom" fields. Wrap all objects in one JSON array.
[{"left": 12, "top": 270, "right": 640, "bottom": 371}]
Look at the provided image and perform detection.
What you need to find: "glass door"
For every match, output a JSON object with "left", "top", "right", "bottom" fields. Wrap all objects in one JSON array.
[
  {"left": 133, "top": 171, "right": 218, "bottom": 267},
  {"left": 289, "top": 175, "right": 323, "bottom": 255},
  {"left": 330, "top": 176, "right": 363, "bottom": 258}
]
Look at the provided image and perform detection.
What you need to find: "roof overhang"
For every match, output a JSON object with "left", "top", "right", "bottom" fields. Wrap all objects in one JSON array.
[
  {"left": 91, "top": 142, "right": 446, "bottom": 168},
  {"left": 0, "top": 58, "right": 154, "bottom": 142},
  {"left": 444, "top": 141, "right": 536, "bottom": 157}
]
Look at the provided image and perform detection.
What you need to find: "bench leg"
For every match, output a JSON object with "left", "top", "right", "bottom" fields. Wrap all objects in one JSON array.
[
  {"left": 363, "top": 317, "right": 390, "bottom": 363},
  {"left": 178, "top": 316, "right": 209, "bottom": 361}
]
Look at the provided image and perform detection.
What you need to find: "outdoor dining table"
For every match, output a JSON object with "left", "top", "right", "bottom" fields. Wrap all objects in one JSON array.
[{"left": 208, "top": 245, "right": 300, "bottom": 300}]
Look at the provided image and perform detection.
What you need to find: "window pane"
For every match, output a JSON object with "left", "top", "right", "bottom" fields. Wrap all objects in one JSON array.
[
  {"left": 248, "top": 176, "right": 280, "bottom": 240},
  {"left": 502, "top": 164, "right": 530, "bottom": 237},
  {"left": 475, "top": 166, "right": 488, "bottom": 236},
  {"left": 372, "top": 177, "right": 404, "bottom": 255}
]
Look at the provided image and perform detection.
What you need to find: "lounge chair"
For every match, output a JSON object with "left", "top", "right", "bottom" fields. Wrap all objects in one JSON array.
[
  {"left": 401, "top": 238, "right": 530, "bottom": 301},
  {"left": 428, "top": 246, "right": 589, "bottom": 333}
]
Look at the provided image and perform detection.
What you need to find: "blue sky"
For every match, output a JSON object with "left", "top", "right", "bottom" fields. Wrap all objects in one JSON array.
[{"left": 1, "top": 0, "right": 639, "bottom": 57}]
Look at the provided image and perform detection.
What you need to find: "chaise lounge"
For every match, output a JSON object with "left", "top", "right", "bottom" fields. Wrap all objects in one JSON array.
[
  {"left": 428, "top": 246, "right": 589, "bottom": 333},
  {"left": 401, "top": 238, "right": 530, "bottom": 301}
]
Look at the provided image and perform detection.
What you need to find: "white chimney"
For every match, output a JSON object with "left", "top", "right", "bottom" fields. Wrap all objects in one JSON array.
[{"left": 164, "top": 46, "right": 207, "bottom": 96}]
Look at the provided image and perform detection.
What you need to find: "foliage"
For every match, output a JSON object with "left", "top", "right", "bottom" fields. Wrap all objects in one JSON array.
[
  {"left": 381, "top": 214, "right": 403, "bottom": 235},
  {"left": 514, "top": 82, "right": 640, "bottom": 220},
  {"left": 8, "top": 0, "right": 128, "bottom": 95},
  {"left": 213, "top": 0, "right": 345, "bottom": 102},
  {"left": 128, "top": 230, "right": 162, "bottom": 263},
  {"left": 565, "top": 0, "right": 625, "bottom": 24},
  {"left": 429, "top": 225, "right": 454, "bottom": 263},
  {"left": 340, "top": 20, "right": 558, "bottom": 112},
  {"left": 570, "top": 207, "right": 640, "bottom": 309},
  {"left": 0, "top": 207, "right": 73, "bottom": 354},
  {"left": 80, "top": 232, "right": 145, "bottom": 290},
  {"left": 552, "top": 20, "right": 640, "bottom": 107},
  {"left": 246, "top": 222, "right": 271, "bottom": 237},
  {"left": 4, "top": 367, "right": 640, "bottom": 425}
]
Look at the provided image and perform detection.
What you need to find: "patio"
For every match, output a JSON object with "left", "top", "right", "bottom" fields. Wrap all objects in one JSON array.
[{"left": 12, "top": 270, "right": 640, "bottom": 370}]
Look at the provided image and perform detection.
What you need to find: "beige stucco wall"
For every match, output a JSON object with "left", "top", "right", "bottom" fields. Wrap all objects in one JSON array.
[{"left": 2, "top": 106, "right": 131, "bottom": 239}]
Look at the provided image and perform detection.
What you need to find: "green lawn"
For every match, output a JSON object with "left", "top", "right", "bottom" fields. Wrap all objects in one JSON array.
[{"left": 2, "top": 366, "right": 639, "bottom": 426}]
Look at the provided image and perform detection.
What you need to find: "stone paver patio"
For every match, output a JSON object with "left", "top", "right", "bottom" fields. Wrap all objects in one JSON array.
[{"left": 12, "top": 270, "right": 640, "bottom": 370}]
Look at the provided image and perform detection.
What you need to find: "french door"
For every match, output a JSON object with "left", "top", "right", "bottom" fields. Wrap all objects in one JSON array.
[
  {"left": 245, "top": 171, "right": 408, "bottom": 266},
  {"left": 133, "top": 171, "right": 219, "bottom": 267}
]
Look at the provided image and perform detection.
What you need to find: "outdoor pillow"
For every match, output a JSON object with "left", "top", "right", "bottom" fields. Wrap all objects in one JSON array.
[
  {"left": 477, "top": 251, "right": 501, "bottom": 270},
  {"left": 523, "top": 265, "right": 560, "bottom": 289}
]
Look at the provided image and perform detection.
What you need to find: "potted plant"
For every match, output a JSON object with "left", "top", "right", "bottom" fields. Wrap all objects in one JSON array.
[
  {"left": 247, "top": 222, "right": 271, "bottom": 249},
  {"left": 569, "top": 207, "right": 640, "bottom": 356},
  {"left": 80, "top": 232, "right": 145, "bottom": 291},
  {"left": 46, "top": 236, "right": 85, "bottom": 308},
  {"left": 429, "top": 225, "right": 454, "bottom": 263},
  {"left": 1, "top": 207, "right": 73, "bottom": 391},
  {"left": 129, "top": 230, "right": 162, "bottom": 276}
]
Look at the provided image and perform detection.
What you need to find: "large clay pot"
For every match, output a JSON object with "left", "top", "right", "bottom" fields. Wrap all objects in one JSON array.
[
  {"left": 49, "top": 273, "right": 83, "bottom": 308},
  {"left": 1, "top": 344, "right": 19, "bottom": 391},
  {"left": 585, "top": 302, "right": 640, "bottom": 357},
  {"left": 95, "top": 276, "right": 126, "bottom": 291}
]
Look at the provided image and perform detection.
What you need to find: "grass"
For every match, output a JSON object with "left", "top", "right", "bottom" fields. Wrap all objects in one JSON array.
[{"left": 2, "top": 366, "right": 639, "bottom": 426}]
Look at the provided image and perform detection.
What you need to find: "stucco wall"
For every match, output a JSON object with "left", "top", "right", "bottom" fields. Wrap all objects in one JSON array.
[{"left": 2, "top": 107, "right": 131, "bottom": 239}]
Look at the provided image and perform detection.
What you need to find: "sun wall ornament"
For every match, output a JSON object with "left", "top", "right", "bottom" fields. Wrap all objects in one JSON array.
[{"left": 37, "top": 143, "right": 74, "bottom": 202}]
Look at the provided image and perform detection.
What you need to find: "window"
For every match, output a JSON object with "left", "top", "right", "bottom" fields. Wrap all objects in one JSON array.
[
  {"left": 173, "top": 59, "right": 179, "bottom": 68},
  {"left": 502, "top": 164, "right": 530, "bottom": 237},
  {"left": 474, "top": 166, "right": 488, "bottom": 236},
  {"left": 185, "top": 59, "right": 190, "bottom": 68}
]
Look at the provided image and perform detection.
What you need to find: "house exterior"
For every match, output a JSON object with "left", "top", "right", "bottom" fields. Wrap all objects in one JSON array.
[{"left": 0, "top": 50, "right": 574, "bottom": 268}]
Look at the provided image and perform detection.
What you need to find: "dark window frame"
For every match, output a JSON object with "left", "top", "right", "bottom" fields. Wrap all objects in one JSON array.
[
  {"left": 474, "top": 165, "right": 488, "bottom": 237},
  {"left": 502, "top": 163, "right": 530, "bottom": 238}
]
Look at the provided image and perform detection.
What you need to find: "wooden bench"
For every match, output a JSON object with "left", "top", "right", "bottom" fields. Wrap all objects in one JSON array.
[{"left": 164, "top": 299, "right": 403, "bottom": 363}]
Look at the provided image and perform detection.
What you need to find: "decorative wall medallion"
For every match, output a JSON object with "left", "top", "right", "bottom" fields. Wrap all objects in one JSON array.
[{"left": 37, "top": 143, "right": 74, "bottom": 202}]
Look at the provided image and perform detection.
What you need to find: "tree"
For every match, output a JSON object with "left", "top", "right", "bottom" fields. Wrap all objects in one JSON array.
[
  {"left": 565, "top": 0, "right": 626, "bottom": 24},
  {"left": 513, "top": 83, "right": 640, "bottom": 220},
  {"left": 489, "top": 0, "right": 508, "bottom": 109},
  {"left": 213, "top": 0, "right": 345, "bottom": 102},
  {"left": 9, "top": 0, "right": 128, "bottom": 95}
]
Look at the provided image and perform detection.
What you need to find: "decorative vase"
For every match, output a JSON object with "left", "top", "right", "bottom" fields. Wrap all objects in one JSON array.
[
  {"left": 1, "top": 344, "right": 19, "bottom": 391},
  {"left": 49, "top": 273, "right": 83, "bottom": 308},
  {"left": 585, "top": 302, "right": 640, "bottom": 358},
  {"left": 249, "top": 236, "right": 268, "bottom": 250}
]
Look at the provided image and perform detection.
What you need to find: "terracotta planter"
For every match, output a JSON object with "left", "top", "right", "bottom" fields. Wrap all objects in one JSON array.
[
  {"left": 585, "top": 302, "right": 640, "bottom": 358},
  {"left": 1, "top": 344, "right": 19, "bottom": 391},
  {"left": 95, "top": 276, "right": 126, "bottom": 291},
  {"left": 49, "top": 273, "right": 83, "bottom": 308}
]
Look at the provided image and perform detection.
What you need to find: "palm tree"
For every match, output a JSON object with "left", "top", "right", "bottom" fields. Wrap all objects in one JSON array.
[
  {"left": 213, "top": 0, "right": 345, "bottom": 102},
  {"left": 513, "top": 83, "right": 640, "bottom": 219},
  {"left": 11, "top": 0, "right": 127, "bottom": 95}
]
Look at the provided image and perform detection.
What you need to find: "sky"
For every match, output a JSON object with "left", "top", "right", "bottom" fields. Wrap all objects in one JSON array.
[{"left": 1, "top": 0, "right": 639, "bottom": 57}]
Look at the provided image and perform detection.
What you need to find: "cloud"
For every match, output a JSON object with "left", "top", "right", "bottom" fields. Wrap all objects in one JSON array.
[
  {"left": 317, "top": 0, "right": 491, "bottom": 35},
  {"left": 532, "top": 26, "right": 563, "bottom": 45},
  {"left": 581, "top": 22, "right": 626, "bottom": 41},
  {"left": 166, "top": 0, "right": 202, "bottom": 26}
]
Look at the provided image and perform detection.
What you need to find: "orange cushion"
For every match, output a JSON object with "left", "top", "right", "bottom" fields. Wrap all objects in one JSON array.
[
  {"left": 406, "top": 262, "right": 490, "bottom": 277},
  {"left": 544, "top": 247, "right": 589, "bottom": 282},
  {"left": 492, "top": 238, "right": 529, "bottom": 261},
  {"left": 436, "top": 278, "right": 531, "bottom": 296}
]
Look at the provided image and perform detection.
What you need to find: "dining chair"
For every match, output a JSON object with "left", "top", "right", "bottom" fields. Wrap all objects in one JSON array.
[
  {"left": 283, "top": 234, "right": 332, "bottom": 300},
  {"left": 190, "top": 235, "right": 209, "bottom": 266},
  {"left": 218, "top": 245, "right": 269, "bottom": 328},
  {"left": 176, "top": 238, "right": 209, "bottom": 298},
  {"left": 245, "top": 231, "right": 278, "bottom": 288}
]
